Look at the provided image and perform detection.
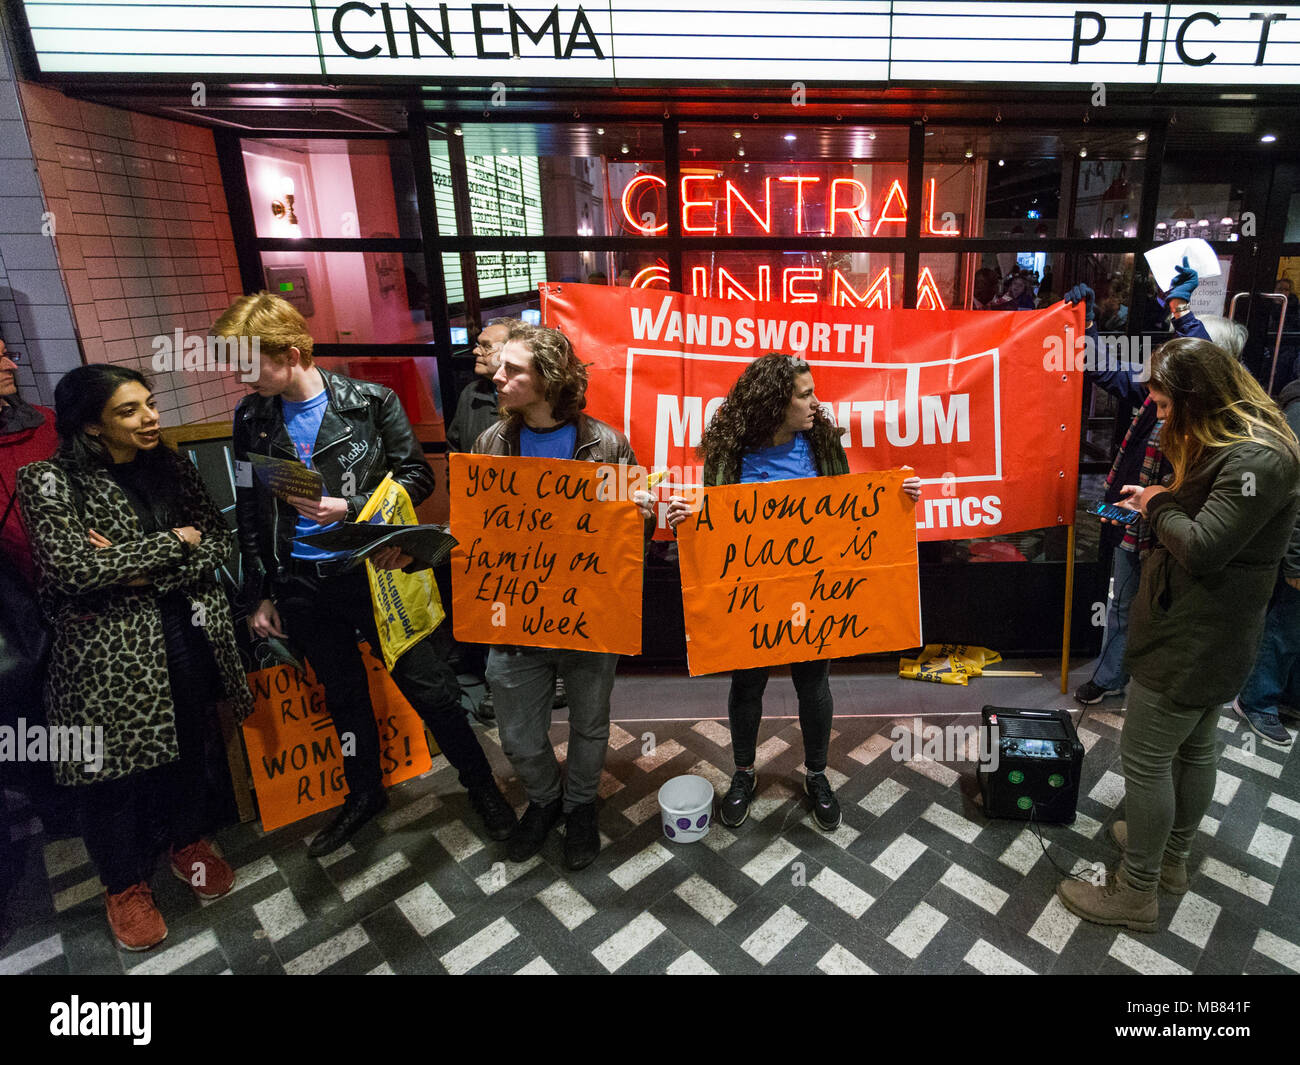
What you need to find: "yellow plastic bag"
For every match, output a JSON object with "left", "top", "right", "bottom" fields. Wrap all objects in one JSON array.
[
  {"left": 899, "top": 644, "right": 1003, "bottom": 685},
  {"left": 356, "top": 473, "right": 445, "bottom": 670}
]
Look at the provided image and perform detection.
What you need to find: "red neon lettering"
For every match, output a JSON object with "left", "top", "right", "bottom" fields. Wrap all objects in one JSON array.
[
  {"left": 681, "top": 174, "right": 717, "bottom": 234},
  {"left": 831, "top": 267, "right": 891, "bottom": 309},
  {"left": 916, "top": 266, "right": 948, "bottom": 310},
  {"left": 629, "top": 265, "right": 670, "bottom": 289},
  {"left": 872, "top": 179, "right": 908, "bottom": 235},
  {"left": 830, "top": 179, "right": 870, "bottom": 236},
  {"left": 926, "top": 177, "right": 960, "bottom": 235},
  {"left": 725, "top": 178, "right": 772, "bottom": 234},
  {"left": 620, "top": 173, "right": 668, "bottom": 235},
  {"left": 717, "top": 266, "right": 771, "bottom": 302},
  {"left": 691, "top": 266, "right": 709, "bottom": 297},
  {"left": 783, "top": 268, "right": 822, "bottom": 303},
  {"left": 778, "top": 176, "right": 821, "bottom": 234}
]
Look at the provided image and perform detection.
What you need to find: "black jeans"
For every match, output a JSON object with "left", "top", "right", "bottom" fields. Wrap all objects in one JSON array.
[
  {"left": 275, "top": 567, "right": 495, "bottom": 798},
  {"left": 80, "top": 643, "right": 219, "bottom": 895},
  {"left": 727, "top": 660, "right": 834, "bottom": 773}
]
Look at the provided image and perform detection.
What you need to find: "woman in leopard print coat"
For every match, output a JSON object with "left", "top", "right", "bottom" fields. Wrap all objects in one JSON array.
[{"left": 16, "top": 365, "right": 253, "bottom": 950}]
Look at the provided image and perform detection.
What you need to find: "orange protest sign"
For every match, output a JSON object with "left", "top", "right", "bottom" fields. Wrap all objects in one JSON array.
[
  {"left": 449, "top": 452, "right": 645, "bottom": 655},
  {"left": 241, "top": 653, "right": 434, "bottom": 832},
  {"left": 677, "top": 469, "right": 921, "bottom": 676},
  {"left": 542, "top": 282, "right": 1085, "bottom": 541}
]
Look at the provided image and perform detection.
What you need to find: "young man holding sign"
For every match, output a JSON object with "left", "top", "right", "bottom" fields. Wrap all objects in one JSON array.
[
  {"left": 668, "top": 354, "right": 921, "bottom": 831},
  {"left": 217, "top": 294, "right": 516, "bottom": 857},
  {"left": 472, "top": 324, "right": 653, "bottom": 870}
]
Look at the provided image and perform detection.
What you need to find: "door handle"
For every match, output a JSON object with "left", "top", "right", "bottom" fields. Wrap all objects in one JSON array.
[{"left": 1263, "top": 293, "right": 1288, "bottom": 394}]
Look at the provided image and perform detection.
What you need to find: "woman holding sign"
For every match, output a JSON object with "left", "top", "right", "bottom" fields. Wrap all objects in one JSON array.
[
  {"left": 16, "top": 365, "right": 254, "bottom": 951},
  {"left": 667, "top": 354, "right": 921, "bottom": 831}
]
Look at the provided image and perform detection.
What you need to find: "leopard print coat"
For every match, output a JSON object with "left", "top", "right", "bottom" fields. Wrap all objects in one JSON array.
[{"left": 16, "top": 451, "right": 254, "bottom": 786}]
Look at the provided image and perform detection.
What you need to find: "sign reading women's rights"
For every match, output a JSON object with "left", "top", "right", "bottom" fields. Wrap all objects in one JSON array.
[
  {"left": 677, "top": 469, "right": 921, "bottom": 676},
  {"left": 241, "top": 655, "right": 433, "bottom": 832},
  {"left": 542, "top": 283, "right": 1084, "bottom": 542},
  {"left": 449, "top": 453, "right": 646, "bottom": 655}
]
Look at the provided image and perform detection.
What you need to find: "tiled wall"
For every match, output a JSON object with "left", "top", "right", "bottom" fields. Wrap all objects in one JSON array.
[
  {"left": 0, "top": 17, "right": 77, "bottom": 408},
  {"left": 13, "top": 77, "right": 248, "bottom": 425}
]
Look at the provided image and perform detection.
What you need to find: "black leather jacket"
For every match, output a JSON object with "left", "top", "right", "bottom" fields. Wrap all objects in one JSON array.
[{"left": 233, "top": 369, "right": 435, "bottom": 608}]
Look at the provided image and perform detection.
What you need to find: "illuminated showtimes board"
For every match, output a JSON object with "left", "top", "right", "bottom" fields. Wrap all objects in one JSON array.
[
  {"left": 430, "top": 149, "right": 547, "bottom": 304},
  {"left": 19, "top": 2, "right": 1300, "bottom": 87}
]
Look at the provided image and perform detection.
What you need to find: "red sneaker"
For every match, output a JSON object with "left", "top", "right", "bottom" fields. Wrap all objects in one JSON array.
[
  {"left": 171, "top": 839, "right": 236, "bottom": 900},
  {"left": 105, "top": 882, "right": 168, "bottom": 951}
]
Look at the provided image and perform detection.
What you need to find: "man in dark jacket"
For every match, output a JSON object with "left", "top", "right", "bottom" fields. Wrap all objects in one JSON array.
[
  {"left": 1233, "top": 377, "right": 1300, "bottom": 745},
  {"left": 446, "top": 317, "right": 513, "bottom": 452},
  {"left": 473, "top": 323, "right": 652, "bottom": 870},
  {"left": 217, "top": 293, "right": 515, "bottom": 857}
]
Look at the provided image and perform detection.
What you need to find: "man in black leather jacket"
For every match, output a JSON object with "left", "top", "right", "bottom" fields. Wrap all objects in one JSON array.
[{"left": 216, "top": 293, "right": 515, "bottom": 856}]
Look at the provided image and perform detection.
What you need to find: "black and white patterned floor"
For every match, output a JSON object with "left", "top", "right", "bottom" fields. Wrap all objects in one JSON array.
[{"left": 2, "top": 665, "right": 1298, "bottom": 976}]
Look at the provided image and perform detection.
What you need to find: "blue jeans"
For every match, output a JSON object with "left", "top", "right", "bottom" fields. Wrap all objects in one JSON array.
[
  {"left": 1237, "top": 575, "right": 1300, "bottom": 718},
  {"left": 486, "top": 646, "right": 619, "bottom": 810},
  {"left": 1091, "top": 545, "right": 1142, "bottom": 690}
]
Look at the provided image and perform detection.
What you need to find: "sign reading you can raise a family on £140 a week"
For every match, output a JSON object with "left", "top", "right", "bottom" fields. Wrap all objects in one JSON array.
[
  {"left": 676, "top": 469, "right": 921, "bottom": 676},
  {"left": 449, "top": 453, "right": 647, "bottom": 656}
]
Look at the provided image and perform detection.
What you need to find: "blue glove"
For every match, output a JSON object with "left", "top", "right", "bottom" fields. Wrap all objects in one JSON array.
[
  {"left": 1063, "top": 283, "right": 1095, "bottom": 325},
  {"left": 1167, "top": 256, "right": 1198, "bottom": 303}
]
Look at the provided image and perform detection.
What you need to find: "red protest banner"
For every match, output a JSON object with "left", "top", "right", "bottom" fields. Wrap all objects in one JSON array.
[{"left": 541, "top": 283, "right": 1084, "bottom": 542}]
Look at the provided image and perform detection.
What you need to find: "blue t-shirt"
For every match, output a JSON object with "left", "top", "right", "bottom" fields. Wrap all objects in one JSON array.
[
  {"left": 740, "top": 432, "right": 818, "bottom": 484},
  {"left": 282, "top": 389, "right": 344, "bottom": 561},
  {"left": 520, "top": 421, "right": 578, "bottom": 460}
]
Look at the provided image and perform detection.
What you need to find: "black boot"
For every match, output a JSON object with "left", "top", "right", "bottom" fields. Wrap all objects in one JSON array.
[
  {"left": 467, "top": 780, "right": 518, "bottom": 841},
  {"left": 307, "top": 791, "right": 388, "bottom": 858},
  {"left": 506, "top": 798, "right": 562, "bottom": 863},
  {"left": 564, "top": 802, "right": 601, "bottom": 870}
]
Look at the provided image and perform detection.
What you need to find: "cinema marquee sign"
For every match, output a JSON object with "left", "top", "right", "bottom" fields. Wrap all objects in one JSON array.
[{"left": 22, "top": 2, "right": 1300, "bottom": 86}]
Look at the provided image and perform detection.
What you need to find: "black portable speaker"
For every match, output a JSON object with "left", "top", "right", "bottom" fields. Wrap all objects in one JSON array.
[{"left": 976, "top": 705, "right": 1084, "bottom": 824}]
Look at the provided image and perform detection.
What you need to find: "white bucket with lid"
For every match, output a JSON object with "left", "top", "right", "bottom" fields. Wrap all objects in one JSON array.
[{"left": 658, "top": 774, "right": 713, "bottom": 844}]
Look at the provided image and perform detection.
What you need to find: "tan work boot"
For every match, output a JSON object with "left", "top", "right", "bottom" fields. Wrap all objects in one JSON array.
[
  {"left": 1109, "top": 821, "right": 1190, "bottom": 895},
  {"left": 1057, "top": 865, "right": 1158, "bottom": 933}
]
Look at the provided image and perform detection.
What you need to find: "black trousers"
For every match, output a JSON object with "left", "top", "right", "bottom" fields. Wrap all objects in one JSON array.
[
  {"left": 727, "top": 660, "right": 834, "bottom": 774},
  {"left": 275, "top": 567, "right": 495, "bottom": 799},
  {"left": 79, "top": 638, "right": 220, "bottom": 895}
]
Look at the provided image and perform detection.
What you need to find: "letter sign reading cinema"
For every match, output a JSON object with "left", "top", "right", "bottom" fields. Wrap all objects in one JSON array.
[{"left": 21, "top": 2, "right": 1300, "bottom": 86}]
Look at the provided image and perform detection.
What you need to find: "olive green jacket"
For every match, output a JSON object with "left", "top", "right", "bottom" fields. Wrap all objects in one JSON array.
[{"left": 1125, "top": 434, "right": 1300, "bottom": 706}]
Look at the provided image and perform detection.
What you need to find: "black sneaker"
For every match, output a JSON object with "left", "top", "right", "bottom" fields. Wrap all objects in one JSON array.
[
  {"left": 552, "top": 676, "right": 568, "bottom": 709},
  {"left": 1074, "top": 680, "right": 1125, "bottom": 705},
  {"left": 506, "top": 798, "right": 562, "bottom": 863},
  {"left": 563, "top": 802, "right": 600, "bottom": 870},
  {"left": 719, "top": 769, "right": 756, "bottom": 828},
  {"left": 804, "top": 771, "right": 842, "bottom": 831},
  {"left": 466, "top": 781, "right": 518, "bottom": 841}
]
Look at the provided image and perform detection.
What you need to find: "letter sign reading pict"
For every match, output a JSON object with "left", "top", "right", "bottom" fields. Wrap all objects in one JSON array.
[
  {"left": 241, "top": 654, "right": 434, "bottom": 832},
  {"left": 449, "top": 453, "right": 647, "bottom": 655},
  {"left": 541, "top": 283, "right": 1086, "bottom": 541},
  {"left": 676, "top": 469, "right": 922, "bottom": 676}
]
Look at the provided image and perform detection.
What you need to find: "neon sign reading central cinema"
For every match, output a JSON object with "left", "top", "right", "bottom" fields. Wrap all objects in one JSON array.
[{"left": 621, "top": 171, "right": 955, "bottom": 309}]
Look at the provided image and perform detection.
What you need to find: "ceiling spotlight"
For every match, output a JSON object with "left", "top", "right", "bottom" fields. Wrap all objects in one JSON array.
[
  {"left": 1220, "top": 216, "right": 1234, "bottom": 226},
  {"left": 597, "top": 126, "right": 605, "bottom": 135},
  {"left": 737, "top": 148, "right": 745, "bottom": 157},
  {"left": 867, "top": 132, "right": 876, "bottom": 140},
  {"left": 732, "top": 130, "right": 742, "bottom": 139},
  {"left": 964, "top": 149, "right": 973, "bottom": 159},
  {"left": 1079, "top": 147, "right": 1088, "bottom": 158},
  {"left": 1136, "top": 132, "right": 1147, "bottom": 141},
  {"left": 784, "top": 133, "right": 796, "bottom": 142},
  {"left": 620, "top": 143, "right": 629, "bottom": 154},
  {"left": 452, "top": 126, "right": 463, "bottom": 137},
  {"left": 1261, "top": 133, "right": 1277, "bottom": 143},
  {"left": 997, "top": 158, "right": 1005, "bottom": 167}
]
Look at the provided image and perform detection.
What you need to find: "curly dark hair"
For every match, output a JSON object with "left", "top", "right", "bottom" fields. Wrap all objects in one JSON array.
[
  {"left": 698, "top": 353, "right": 836, "bottom": 478},
  {"left": 503, "top": 323, "right": 588, "bottom": 423}
]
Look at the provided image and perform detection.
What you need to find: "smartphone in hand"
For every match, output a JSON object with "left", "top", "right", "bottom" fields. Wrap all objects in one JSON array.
[{"left": 1088, "top": 500, "right": 1139, "bottom": 525}]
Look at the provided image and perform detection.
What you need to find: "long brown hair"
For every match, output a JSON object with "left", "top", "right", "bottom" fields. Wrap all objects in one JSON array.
[
  {"left": 698, "top": 353, "right": 837, "bottom": 478},
  {"left": 1150, "top": 337, "right": 1299, "bottom": 490}
]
